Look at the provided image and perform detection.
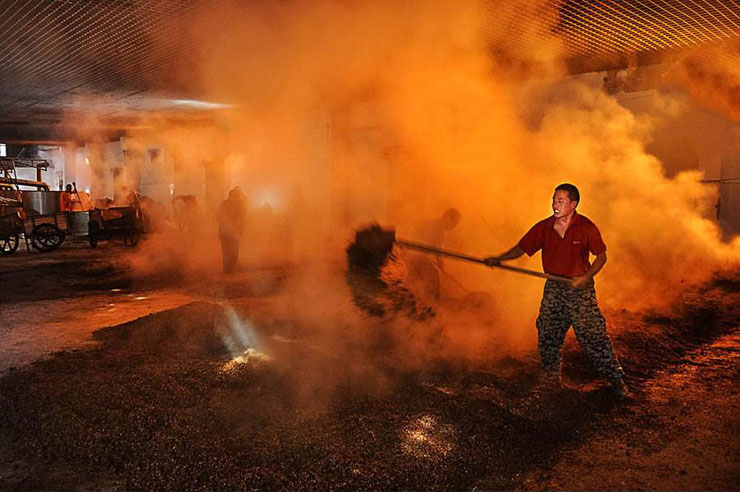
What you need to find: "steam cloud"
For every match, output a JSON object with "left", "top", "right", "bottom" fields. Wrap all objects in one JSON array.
[{"left": 62, "top": 0, "right": 740, "bottom": 365}]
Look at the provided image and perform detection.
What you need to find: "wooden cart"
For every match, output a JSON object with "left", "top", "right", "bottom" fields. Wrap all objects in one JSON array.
[
  {"left": 0, "top": 212, "right": 23, "bottom": 255},
  {"left": 88, "top": 207, "right": 143, "bottom": 247},
  {"left": 22, "top": 212, "right": 69, "bottom": 252},
  {"left": 0, "top": 211, "right": 69, "bottom": 254}
]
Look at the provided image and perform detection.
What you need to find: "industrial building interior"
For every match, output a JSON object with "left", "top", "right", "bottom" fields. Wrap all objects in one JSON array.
[{"left": 0, "top": 1, "right": 739, "bottom": 490}]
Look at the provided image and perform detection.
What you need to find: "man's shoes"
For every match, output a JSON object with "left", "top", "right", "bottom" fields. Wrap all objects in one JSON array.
[{"left": 610, "top": 379, "right": 631, "bottom": 398}]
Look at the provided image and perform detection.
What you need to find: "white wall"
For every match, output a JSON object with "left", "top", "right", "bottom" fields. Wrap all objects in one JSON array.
[{"left": 616, "top": 88, "right": 740, "bottom": 236}]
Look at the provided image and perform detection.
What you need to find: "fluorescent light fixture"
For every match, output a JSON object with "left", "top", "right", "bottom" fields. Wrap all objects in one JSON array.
[{"left": 170, "top": 99, "right": 231, "bottom": 109}]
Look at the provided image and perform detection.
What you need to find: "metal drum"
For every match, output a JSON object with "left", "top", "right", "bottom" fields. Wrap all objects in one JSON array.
[
  {"left": 22, "top": 191, "right": 63, "bottom": 216},
  {"left": 69, "top": 211, "right": 90, "bottom": 235}
]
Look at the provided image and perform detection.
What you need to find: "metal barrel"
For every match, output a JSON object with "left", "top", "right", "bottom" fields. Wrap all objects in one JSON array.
[
  {"left": 21, "top": 191, "right": 64, "bottom": 216},
  {"left": 68, "top": 211, "right": 90, "bottom": 235}
]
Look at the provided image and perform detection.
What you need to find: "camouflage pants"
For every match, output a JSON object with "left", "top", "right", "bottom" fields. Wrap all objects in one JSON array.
[{"left": 536, "top": 280, "right": 624, "bottom": 382}]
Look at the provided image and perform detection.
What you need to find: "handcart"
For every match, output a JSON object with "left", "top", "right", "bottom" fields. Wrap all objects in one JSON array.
[
  {"left": 0, "top": 212, "right": 23, "bottom": 255},
  {"left": 0, "top": 211, "right": 69, "bottom": 254},
  {"left": 22, "top": 212, "right": 69, "bottom": 252},
  {"left": 88, "top": 207, "right": 143, "bottom": 247}
]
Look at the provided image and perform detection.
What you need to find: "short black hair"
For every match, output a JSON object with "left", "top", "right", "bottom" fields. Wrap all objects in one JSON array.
[
  {"left": 555, "top": 183, "right": 580, "bottom": 204},
  {"left": 442, "top": 207, "right": 461, "bottom": 222}
]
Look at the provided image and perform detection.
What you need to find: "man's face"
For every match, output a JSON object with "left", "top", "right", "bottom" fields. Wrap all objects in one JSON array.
[{"left": 552, "top": 190, "right": 577, "bottom": 218}]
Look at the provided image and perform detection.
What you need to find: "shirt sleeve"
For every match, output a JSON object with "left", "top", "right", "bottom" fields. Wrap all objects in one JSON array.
[
  {"left": 518, "top": 221, "right": 545, "bottom": 256},
  {"left": 587, "top": 223, "right": 607, "bottom": 255}
]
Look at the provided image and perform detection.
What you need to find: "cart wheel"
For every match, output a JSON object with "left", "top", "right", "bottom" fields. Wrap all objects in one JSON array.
[
  {"left": 125, "top": 232, "right": 139, "bottom": 247},
  {"left": 31, "top": 224, "right": 65, "bottom": 252},
  {"left": 0, "top": 234, "right": 19, "bottom": 255}
]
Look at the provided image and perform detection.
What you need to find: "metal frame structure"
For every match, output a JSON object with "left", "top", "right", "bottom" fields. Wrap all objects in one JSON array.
[{"left": 0, "top": 158, "right": 51, "bottom": 186}]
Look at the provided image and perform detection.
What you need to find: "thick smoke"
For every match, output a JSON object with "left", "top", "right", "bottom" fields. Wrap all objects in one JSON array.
[
  {"left": 116, "top": 0, "right": 739, "bottom": 366},
  {"left": 675, "top": 41, "right": 740, "bottom": 122}
]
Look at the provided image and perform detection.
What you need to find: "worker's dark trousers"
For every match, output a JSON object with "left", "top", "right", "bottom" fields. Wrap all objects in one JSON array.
[
  {"left": 536, "top": 279, "right": 624, "bottom": 382},
  {"left": 220, "top": 235, "right": 240, "bottom": 274}
]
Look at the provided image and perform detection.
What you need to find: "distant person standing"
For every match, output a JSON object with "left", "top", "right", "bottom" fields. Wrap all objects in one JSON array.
[
  {"left": 118, "top": 185, "right": 140, "bottom": 207},
  {"left": 61, "top": 184, "right": 76, "bottom": 212},
  {"left": 60, "top": 183, "right": 88, "bottom": 212},
  {"left": 182, "top": 195, "right": 203, "bottom": 236},
  {"left": 217, "top": 188, "right": 247, "bottom": 274}
]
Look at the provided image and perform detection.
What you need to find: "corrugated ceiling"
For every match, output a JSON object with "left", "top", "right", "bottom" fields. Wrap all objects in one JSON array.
[
  {"left": 556, "top": 0, "right": 740, "bottom": 56},
  {"left": 0, "top": 0, "right": 738, "bottom": 141}
]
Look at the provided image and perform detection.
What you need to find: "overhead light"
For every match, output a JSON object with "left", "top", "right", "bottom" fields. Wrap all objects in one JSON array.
[{"left": 169, "top": 99, "right": 231, "bottom": 110}]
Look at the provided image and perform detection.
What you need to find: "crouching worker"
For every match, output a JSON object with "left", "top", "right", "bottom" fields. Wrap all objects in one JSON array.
[
  {"left": 217, "top": 188, "right": 246, "bottom": 274},
  {"left": 484, "top": 183, "right": 629, "bottom": 397}
]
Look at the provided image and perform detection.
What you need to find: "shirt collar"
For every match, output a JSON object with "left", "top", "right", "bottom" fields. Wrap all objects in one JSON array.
[{"left": 548, "top": 210, "right": 581, "bottom": 226}]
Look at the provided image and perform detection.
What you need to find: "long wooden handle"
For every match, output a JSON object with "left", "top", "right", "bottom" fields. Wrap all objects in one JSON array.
[
  {"left": 72, "top": 182, "right": 83, "bottom": 210},
  {"left": 396, "top": 238, "right": 571, "bottom": 283}
]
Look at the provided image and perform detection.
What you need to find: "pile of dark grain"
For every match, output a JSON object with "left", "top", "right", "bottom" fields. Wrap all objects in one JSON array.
[
  {"left": 346, "top": 224, "right": 434, "bottom": 321},
  {"left": 0, "top": 297, "right": 589, "bottom": 491},
  {"left": 346, "top": 224, "right": 397, "bottom": 277},
  {"left": 1, "top": 272, "right": 738, "bottom": 491}
]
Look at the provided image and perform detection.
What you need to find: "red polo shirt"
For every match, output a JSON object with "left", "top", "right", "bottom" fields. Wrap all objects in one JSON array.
[{"left": 518, "top": 212, "right": 606, "bottom": 278}]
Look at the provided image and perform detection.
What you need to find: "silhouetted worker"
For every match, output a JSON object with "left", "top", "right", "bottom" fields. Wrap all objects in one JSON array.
[
  {"left": 484, "top": 183, "right": 629, "bottom": 397},
  {"left": 182, "top": 195, "right": 203, "bottom": 235},
  {"left": 408, "top": 207, "right": 461, "bottom": 301},
  {"left": 60, "top": 184, "right": 80, "bottom": 212},
  {"left": 118, "top": 185, "right": 140, "bottom": 207},
  {"left": 217, "top": 187, "right": 247, "bottom": 274}
]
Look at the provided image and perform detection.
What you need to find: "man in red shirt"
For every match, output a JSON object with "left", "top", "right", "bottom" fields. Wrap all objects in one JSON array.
[{"left": 484, "top": 183, "right": 628, "bottom": 397}]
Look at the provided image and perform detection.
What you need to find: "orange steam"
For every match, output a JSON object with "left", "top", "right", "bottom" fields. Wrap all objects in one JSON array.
[{"left": 54, "top": 0, "right": 740, "bottom": 365}]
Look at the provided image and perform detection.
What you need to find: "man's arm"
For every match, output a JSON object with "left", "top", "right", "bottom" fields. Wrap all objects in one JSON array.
[
  {"left": 571, "top": 251, "right": 607, "bottom": 288},
  {"left": 483, "top": 245, "right": 525, "bottom": 266}
]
